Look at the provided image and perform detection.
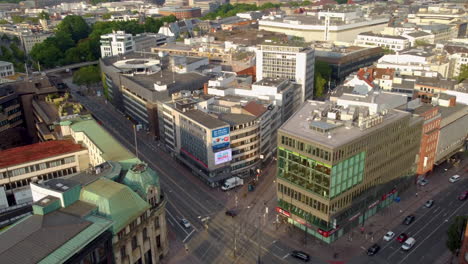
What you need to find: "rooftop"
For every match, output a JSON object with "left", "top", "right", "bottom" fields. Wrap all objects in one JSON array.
[
  {"left": 182, "top": 109, "right": 227, "bottom": 129},
  {"left": 0, "top": 140, "right": 85, "bottom": 169},
  {"left": 218, "top": 113, "right": 257, "bottom": 126},
  {"left": 358, "top": 31, "right": 409, "bottom": 40},
  {"left": 280, "top": 100, "right": 411, "bottom": 148}
]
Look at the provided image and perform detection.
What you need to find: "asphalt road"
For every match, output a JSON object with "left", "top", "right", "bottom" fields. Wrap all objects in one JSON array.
[
  {"left": 352, "top": 177, "right": 468, "bottom": 264},
  {"left": 64, "top": 80, "right": 309, "bottom": 264}
]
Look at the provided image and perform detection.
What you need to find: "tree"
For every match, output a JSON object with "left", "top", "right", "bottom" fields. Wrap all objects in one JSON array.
[
  {"left": 38, "top": 11, "right": 50, "bottom": 20},
  {"left": 102, "top": 13, "right": 112, "bottom": 20},
  {"left": 73, "top": 65, "right": 101, "bottom": 86},
  {"left": 57, "top": 15, "right": 90, "bottom": 43},
  {"left": 11, "top": 15, "right": 24, "bottom": 24},
  {"left": 414, "top": 39, "right": 429, "bottom": 47},
  {"left": 1, "top": 34, "right": 9, "bottom": 41},
  {"left": 314, "top": 61, "right": 332, "bottom": 99},
  {"left": 457, "top": 64, "right": 468, "bottom": 83},
  {"left": 446, "top": 216, "right": 467, "bottom": 254},
  {"left": 315, "top": 72, "right": 327, "bottom": 98}
]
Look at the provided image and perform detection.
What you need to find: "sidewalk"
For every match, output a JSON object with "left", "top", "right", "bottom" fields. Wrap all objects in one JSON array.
[{"left": 262, "top": 157, "right": 468, "bottom": 263}]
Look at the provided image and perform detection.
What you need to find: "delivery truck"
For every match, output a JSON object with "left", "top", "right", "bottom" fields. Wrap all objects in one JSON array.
[{"left": 221, "top": 177, "right": 244, "bottom": 191}]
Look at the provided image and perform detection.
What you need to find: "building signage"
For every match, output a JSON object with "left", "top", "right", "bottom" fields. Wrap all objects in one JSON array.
[
  {"left": 381, "top": 188, "right": 397, "bottom": 201},
  {"left": 212, "top": 127, "right": 230, "bottom": 150},
  {"left": 275, "top": 207, "right": 291, "bottom": 217},
  {"left": 317, "top": 227, "right": 340, "bottom": 238},
  {"left": 348, "top": 212, "right": 361, "bottom": 222},
  {"left": 214, "top": 149, "right": 232, "bottom": 165},
  {"left": 368, "top": 200, "right": 380, "bottom": 209}
]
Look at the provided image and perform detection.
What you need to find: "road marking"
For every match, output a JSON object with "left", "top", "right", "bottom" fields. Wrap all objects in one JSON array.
[
  {"left": 165, "top": 207, "right": 190, "bottom": 235},
  {"left": 273, "top": 244, "right": 284, "bottom": 252},
  {"left": 183, "top": 229, "right": 196, "bottom": 243},
  {"left": 167, "top": 217, "right": 174, "bottom": 227},
  {"left": 282, "top": 253, "right": 289, "bottom": 259},
  {"left": 397, "top": 200, "right": 468, "bottom": 264}
]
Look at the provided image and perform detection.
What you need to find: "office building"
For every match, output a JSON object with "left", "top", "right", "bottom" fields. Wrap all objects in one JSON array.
[
  {"left": 0, "top": 61, "right": 14, "bottom": 79},
  {"left": 0, "top": 140, "right": 89, "bottom": 205},
  {"left": 134, "top": 33, "right": 168, "bottom": 52},
  {"left": 276, "top": 99, "right": 422, "bottom": 243},
  {"left": 100, "top": 31, "right": 135, "bottom": 58},
  {"left": 0, "top": 84, "right": 22, "bottom": 134},
  {"left": 158, "top": 6, "right": 202, "bottom": 19},
  {"left": 259, "top": 9, "right": 390, "bottom": 42},
  {"left": 355, "top": 32, "right": 410, "bottom": 52},
  {"left": 20, "top": 32, "right": 53, "bottom": 54},
  {"left": 256, "top": 43, "right": 315, "bottom": 101}
]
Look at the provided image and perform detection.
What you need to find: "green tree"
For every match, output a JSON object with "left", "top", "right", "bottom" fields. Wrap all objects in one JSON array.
[
  {"left": 446, "top": 216, "right": 467, "bottom": 254},
  {"left": 314, "top": 61, "right": 332, "bottom": 98},
  {"left": 38, "top": 11, "right": 50, "bottom": 20},
  {"left": 315, "top": 72, "right": 327, "bottom": 98},
  {"left": 57, "top": 15, "right": 90, "bottom": 42},
  {"left": 11, "top": 15, "right": 24, "bottom": 24},
  {"left": 335, "top": 0, "right": 347, "bottom": 4},
  {"left": 414, "top": 39, "right": 429, "bottom": 47},
  {"left": 457, "top": 64, "right": 468, "bottom": 83},
  {"left": 10, "top": 42, "right": 25, "bottom": 61},
  {"left": 102, "top": 13, "right": 112, "bottom": 20},
  {"left": 0, "top": 19, "right": 8, "bottom": 24},
  {"left": 1, "top": 34, "right": 9, "bottom": 41},
  {"left": 30, "top": 43, "right": 63, "bottom": 68},
  {"left": 73, "top": 65, "right": 101, "bottom": 86}
]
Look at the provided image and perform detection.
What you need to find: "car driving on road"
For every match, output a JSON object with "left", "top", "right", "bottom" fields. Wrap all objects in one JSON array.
[
  {"left": 180, "top": 218, "right": 191, "bottom": 229},
  {"left": 383, "top": 231, "right": 395, "bottom": 241},
  {"left": 397, "top": 233, "right": 408, "bottom": 243},
  {"left": 367, "top": 244, "right": 381, "bottom": 256},
  {"left": 290, "top": 250, "right": 310, "bottom": 262},
  {"left": 458, "top": 191, "right": 468, "bottom": 201},
  {"left": 403, "top": 215, "right": 415, "bottom": 225},
  {"left": 424, "top": 200, "right": 435, "bottom": 208}
]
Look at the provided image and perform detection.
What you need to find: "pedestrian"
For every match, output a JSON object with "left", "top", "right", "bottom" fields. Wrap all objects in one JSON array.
[{"left": 415, "top": 192, "right": 418, "bottom": 197}]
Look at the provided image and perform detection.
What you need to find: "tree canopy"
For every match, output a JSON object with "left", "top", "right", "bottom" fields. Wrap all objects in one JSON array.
[
  {"left": 446, "top": 216, "right": 467, "bottom": 254},
  {"left": 202, "top": 3, "right": 280, "bottom": 20},
  {"left": 314, "top": 61, "right": 332, "bottom": 98},
  {"left": 73, "top": 65, "right": 101, "bottom": 86},
  {"left": 458, "top": 64, "right": 468, "bottom": 83}
]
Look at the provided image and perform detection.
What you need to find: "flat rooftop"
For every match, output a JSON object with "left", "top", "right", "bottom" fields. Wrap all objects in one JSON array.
[
  {"left": 0, "top": 140, "right": 85, "bottom": 169},
  {"left": 182, "top": 109, "right": 227, "bottom": 129},
  {"left": 279, "top": 100, "right": 410, "bottom": 148}
]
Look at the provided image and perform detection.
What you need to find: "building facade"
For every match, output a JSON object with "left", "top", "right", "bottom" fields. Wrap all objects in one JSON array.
[
  {"left": 355, "top": 32, "right": 410, "bottom": 52},
  {"left": 256, "top": 44, "right": 315, "bottom": 102},
  {"left": 0, "top": 85, "right": 22, "bottom": 133},
  {"left": 0, "top": 61, "right": 14, "bottom": 78},
  {"left": 158, "top": 6, "right": 202, "bottom": 19},
  {"left": 100, "top": 31, "right": 135, "bottom": 58},
  {"left": 276, "top": 100, "right": 422, "bottom": 243}
]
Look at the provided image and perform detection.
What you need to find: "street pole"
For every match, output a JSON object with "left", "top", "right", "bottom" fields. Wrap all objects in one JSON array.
[
  {"left": 133, "top": 124, "right": 139, "bottom": 159},
  {"left": 257, "top": 213, "right": 261, "bottom": 264}
]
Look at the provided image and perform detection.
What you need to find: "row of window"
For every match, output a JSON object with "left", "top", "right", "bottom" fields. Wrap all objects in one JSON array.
[
  {"left": 280, "top": 135, "right": 332, "bottom": 161},
  {"left": 0, "top": 156, "right": 76, "bottom": 179},
  {"left": 278, "top": 182, "right": 329, "bottom": 215},
  {"left": 2, "top": 167, "right": 77, "bottom": 191}
]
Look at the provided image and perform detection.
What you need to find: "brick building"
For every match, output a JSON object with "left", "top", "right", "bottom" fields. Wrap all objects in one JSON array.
[{"left": 158, "top": 6, "right": 202, "bottom": 19}]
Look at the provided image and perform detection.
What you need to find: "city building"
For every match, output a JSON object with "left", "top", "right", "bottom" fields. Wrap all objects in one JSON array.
[
  {"left": 402, "top": 31, "right": 435, "bottom": 47},
  {"left": 354, "top": 32, "right": 410, "bottom": 52},
  {"left": 0, "top": 84, "right": 22, "bottom": 134},
  {"left": 100, "top": 52, "right": 211, "bottom": 138},
  {"left": 134, "top": 33, "right": 168, "bottom": 52},
  {"left": 449, "top": 52, "right": 468, "bottom": 79},
  {"left": 0, "top": 61, "right": 14, "bottom": 79},
  {"left": 259, "top": 9, "right": 390, "bottom": 42},
  {"left": 407, "top": 4, "right": 467, "bottom": 26},
  {"left": 20, "top": 32, "right": 53, "bottom": 54},
  {"left": 100, "top": 31, "right": 135, "bottom": 58},
  {"left": 314, "top": 43, "right": 383, "bottom": 86},
  {"left": 0, "top": 140, "right": 89, "bottom": 205},
  {"left": 158, "top": 6, "right": 202, "bottom": 19},
  {"left": 157, "top": 19, "right": 200, "bottom": 40},
  {"left": 256, "top": 43, "right": 315, "bottom": 102},
  {"left": 276, "top": 99, "right": 422, "bottom": 243}
]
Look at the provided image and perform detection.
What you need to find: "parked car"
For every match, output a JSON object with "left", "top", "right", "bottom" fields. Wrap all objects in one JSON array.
[
  {"left": 403, "top": 215, "right": 415, "bottom": 225},
  {"left": 383, "top": 231, "right": 395, "bottom": 241},
  {"left": 225, "top": 210, "right": 238, "bottom": 217},
  {"left": 180, "top": 218, "right": 191, "bottom": 229},
  {"left": 449, "top": 175, "right": 461, "bottom": 183},
  {"left": 401, "top": 237, "right": 416, "bottom": 251},
  {"left": 458, "top": 191, "right": 468, "bottom": 201},
  {"left": 291, "top": 250, "right": 310, "bottom": 262},
  {"left": 418, "top": 179, "right": 429, "bottom": 186},
  {"left": 397, "top": 233, "right": 408, "bottom": 243},
  {"left": 367, "top": 244, "right": 381, "bottom": 256},
  {"left": 424, "top": 200, "right": 435, "bottom": 208}
]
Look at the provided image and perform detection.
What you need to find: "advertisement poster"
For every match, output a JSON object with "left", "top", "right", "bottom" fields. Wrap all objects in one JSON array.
[
  {"left": 212, "top": 127, "right": 230, "bottom": 150},
  {"left": 214, "top": 149, "right": 232, "bottom": 165}
]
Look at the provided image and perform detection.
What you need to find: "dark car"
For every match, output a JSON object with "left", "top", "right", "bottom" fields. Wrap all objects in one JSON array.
[
  {"left": 424, "top": 200, "right": 435, "bottom": 208},
  {"left": 367, "top": 244, "right": 381, "bottom": 256},
  {"left": 458, "top": 191, "right": 468, "bottom": 201},
  {"left": 403, "top": 215, "right": 415, "bottom": 225},
  {"left": 291, "top": 250, "right": 310, "bottom": 262},
  {"left": 397, "top": 233, "right": 408, "bottom": 243},
  {"left": 225, "top": 210, "right": 237, "bottom": 217}
]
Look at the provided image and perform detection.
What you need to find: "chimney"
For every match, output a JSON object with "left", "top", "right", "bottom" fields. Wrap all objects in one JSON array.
[{"left": 203, "top": 83, "right": 208, "bottom": 95}]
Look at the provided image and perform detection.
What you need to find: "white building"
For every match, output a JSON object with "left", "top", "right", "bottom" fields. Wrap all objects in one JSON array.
[
  {"left": 449, "top": 52, "right": 468, "bottom": 78},
  {"left": 20, "top": 32, "right": 53, "bottom": 54},
  {"left": 256, "top": 43, "right": 315, "bottom": 102},
  {"left": 0, "top": 61, "right": 14, "bottom": 78},
  {"left": 100, "top": 31, "right": 135, "bottom": 58},
  {"left": 355, "top": 32, "right": 410, "bottom": 52}
]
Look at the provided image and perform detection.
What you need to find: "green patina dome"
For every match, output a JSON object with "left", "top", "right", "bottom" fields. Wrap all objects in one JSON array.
[{"left": 122, "top": 163, "right": 160, "bottom": 198}]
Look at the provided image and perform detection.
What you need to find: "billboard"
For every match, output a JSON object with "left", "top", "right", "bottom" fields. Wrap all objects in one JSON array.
[
  {"left": 214, "top": 149, "right": 232, "bottom": 165},
  {"left": 212, "top": 127, "right": 230, "bottom": 150}
]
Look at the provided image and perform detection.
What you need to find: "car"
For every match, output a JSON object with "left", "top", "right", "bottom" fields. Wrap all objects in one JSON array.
[
  {"left": 424, "top": 200, "right": 435, "bottom": 208},
  {"left": 449, "top": 175, "right": 461, "bottom": 183},
  {"left": 290, "top": 250, "right": 310, "bottom": 262},
  {"left": 180, "top": 218, "right": 191, "bottom": 229},
  {"left": 418, "top": 179, "right": 429, "bottom": 186},
  {"left": 367, "top": 244, "right": 381, "bottom": 256},
  {"left": 225, "top": 210, "right": 237, "bottom": 217},
  {"left": 401, "top": 237, "right": 416, "bottom": 251},
  {"left": 383, "top": 231, "right": 395, "bottom": 241},
  {"left": 458, "top": 191, "right": 468, "bottom": 201},
  {"left": 403, "top": 215, "right": 415, "bottom": 225},
  {"left": 397, "top": 233, "right": 408, "bottom": 243}
]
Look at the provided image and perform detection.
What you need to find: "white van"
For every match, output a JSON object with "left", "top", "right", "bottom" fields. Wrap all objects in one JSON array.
[
  {"left": 401, "top": 237, "right": 416, "bottom": 251},
  {"left": 449, "top": 175, "right": 461, "bottom": 183}
]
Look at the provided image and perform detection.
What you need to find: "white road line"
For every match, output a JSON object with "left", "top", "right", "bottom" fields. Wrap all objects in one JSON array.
[
  {"left": 397, "top": 201, "right": 468, "bottom": 264},
  {"left": 165, "top": 208, "right": 189, "bottom": 235},
  {"left": 167, "top": 217, "right": 174, "bottom": 227},
  {"left": 282, "top": 253, "right": 289, "bottom": 259},
  {"left": 182, "top": 229, "right": 196, "bottom": 243},
  {"left": 273, "top": 244, "right": 285, "bottom": 252}
]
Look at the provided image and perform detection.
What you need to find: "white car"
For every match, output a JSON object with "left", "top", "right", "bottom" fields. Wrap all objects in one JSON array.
[
  {"left": 383, "top": 231, "right": 395, "bottom": 241},
  {"left": 449, "top": 175, "right": 461, "bottom": 183},
  {"left": 180, "top": 218, "right": 191, "bottom": 229}
]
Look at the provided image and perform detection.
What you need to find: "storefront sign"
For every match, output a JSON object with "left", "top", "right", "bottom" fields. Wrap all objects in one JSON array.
[
  {"left": 382, "top": 188, "right": 398, "bottom": 201},
  {"left": 368, "top": 200, "right": 380, "bottom": 209},
  {"left": 275, "top": 207, "right": 291, "bottom": 217},
  {"left": 317, "top": 227, "right": 340, "bottom": 238},
  {"left": 348, "top": 212, "right": 361, "bottom": 222}
]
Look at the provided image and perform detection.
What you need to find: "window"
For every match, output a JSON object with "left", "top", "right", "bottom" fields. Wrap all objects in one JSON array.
[
  {"left": 131, "top": 236, "right": 137, "bottom": 250},
  {"left": 120, "top": 246, "right": 126, "bottom": 258},
  {"left": 156, "top": 235, "right": 161, "bottom": 249},
  {"left": 143, "top": 228, "right": 148, "bottom": 239},
  {"left": 130, "top": 219, "right": 138, "bottom": 231}
]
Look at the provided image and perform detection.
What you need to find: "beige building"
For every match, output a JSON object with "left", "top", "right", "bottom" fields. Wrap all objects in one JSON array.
[
  {"left": 0, "top": 140, "right": 89, "bottom": 194},
  {"left": 276, "top": 100, "right": 422, "bottom": 243}
]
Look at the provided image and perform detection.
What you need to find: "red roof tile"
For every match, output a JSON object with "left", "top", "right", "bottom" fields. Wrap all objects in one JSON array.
[
  {"left": 243, "top": 101, "right": 267, "bottom": 117},
  {"left": 0, "top": 140, "right": 85, "bottom": 168}
]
